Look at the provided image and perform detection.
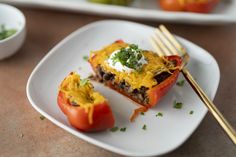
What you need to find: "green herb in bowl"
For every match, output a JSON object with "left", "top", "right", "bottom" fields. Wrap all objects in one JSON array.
[{"left": 0, "top": 24, "right": 17, "bottom": 41}]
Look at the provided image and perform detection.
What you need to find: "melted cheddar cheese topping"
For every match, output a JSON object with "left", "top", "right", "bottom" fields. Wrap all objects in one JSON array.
[
  {"left": 90, "top": 42, "right": 177, "bottom": 89},
  {"left": 59, "top": 72, "right": 106, "bottom": 124}
]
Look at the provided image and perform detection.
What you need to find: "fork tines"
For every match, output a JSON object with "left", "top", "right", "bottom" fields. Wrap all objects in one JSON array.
[{"left": 150, "top": 25, "right": 186, "bottom": 57}]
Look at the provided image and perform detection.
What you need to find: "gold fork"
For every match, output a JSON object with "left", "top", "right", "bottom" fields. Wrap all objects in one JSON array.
[{"left": 150, "top": 25, "right": 236, "bottom": 145}]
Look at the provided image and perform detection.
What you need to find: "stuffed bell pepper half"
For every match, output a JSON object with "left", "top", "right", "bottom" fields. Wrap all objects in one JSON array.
[
  {"left": 89, "top": 40, "right": 182, "bottom": 121},
  {"left": 57, "top": 72, "right": 115, "bottom": 132}
]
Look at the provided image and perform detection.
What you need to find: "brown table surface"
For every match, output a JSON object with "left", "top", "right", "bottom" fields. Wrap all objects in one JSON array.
[{"left": 0, "top": 7, "right": 236, "bottom": 157}]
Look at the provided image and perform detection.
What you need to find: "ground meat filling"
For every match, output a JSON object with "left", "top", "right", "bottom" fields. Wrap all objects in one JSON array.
[{"left": 95, "top": 65, "right": 174, "bottom": 105}]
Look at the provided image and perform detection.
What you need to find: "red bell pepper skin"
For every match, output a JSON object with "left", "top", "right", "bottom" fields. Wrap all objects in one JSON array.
[
  {"left": 147, "top": 55, "right": 181, "bottom": 107},
  {"left": 159, "top": 0, "right": 185, "bottom": 12},
  {"left": 57, "top": 91, "right": 115, "bottom": 132},
  {"left": 185, "top": 0, "right": 219, "bottom": 13},
  {"left": 129, "top": 55, "right": 181, "bottom": 121},
  {"left": 159, "top": 0, "right": 219, "bottom": 13}
]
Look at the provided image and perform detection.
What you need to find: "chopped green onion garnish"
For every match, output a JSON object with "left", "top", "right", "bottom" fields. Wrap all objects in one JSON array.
[
  {"left": 120, "top": 127, "right": 126, "bottom": 132},
  {"left": 142, "top": 124, "right": 147, "bottom": 130},
  {"left": 156, "top": 112, "right": 163, "bottom": 117},
  {"left": 141, "top": 112, "right": 145, "bottom": 115},
  {"left": 173, "top": 100, "right": 183, "bottom": 109},
  {"left": 40, "top": 115, "right": 45, "bottom": 120},
  {"left": 80, "top": 78, "right": 89, "bottom": 86},
  {"left": 111, "top": 44, "right": 144, "bottom": 71},
  {"left": 110, "top": 126, "right": 119, "bottom": 132},
  {"left": 176, "top": 79, "right": 185, "bottom": 86},
  {"left": 83, "top": 55, "right": 89, "bottom": 61},
  {"left": 189, "top": 110, "right": 194, "bottom": 115}
]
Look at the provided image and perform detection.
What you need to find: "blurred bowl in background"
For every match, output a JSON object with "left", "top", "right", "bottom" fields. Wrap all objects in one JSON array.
[{"left": 0, "top": 3, "right": 26, "bottom": 60}]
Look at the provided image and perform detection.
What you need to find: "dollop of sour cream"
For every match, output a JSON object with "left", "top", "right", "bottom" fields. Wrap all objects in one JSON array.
[{"left": 107, "top": 48, "right": 147, "bottom": 73}]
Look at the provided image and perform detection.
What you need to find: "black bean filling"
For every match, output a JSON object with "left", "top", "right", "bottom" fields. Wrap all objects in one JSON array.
[
  {"left": 154, "top": 72, "right": 171, "bottom": 83},
  {"left": 95, "top": 66, "right": 174, "bottom": 105}
]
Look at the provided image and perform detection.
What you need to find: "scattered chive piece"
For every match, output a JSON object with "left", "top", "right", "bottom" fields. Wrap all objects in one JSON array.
[
  {"left": 189, "top": 110, "right": 194, "bottom": 115},
  {"left": 40, "top": 115, "right": 45, "bottom": 120},
  {"left": 156, "top": 112, "right": 163, "bottom": 117},
  {"left": 142, "top": 124, "right": 147, "bottom": 130},
  {"left": 110, "top": 126, "right": 119, "bottom": 132},
  {"left": 120, "top": 127, "right": 126, "bottom": 132},
  {"left": 176, "top": 80, "right": 185, "bottom": 87},
  {"left": 83, "top": 55, "right": 89, "bottom": 61},
  {"left": 141, "top": 112, "right": 145, "bottom": 115},
  {"left": 173, "top": 100, "right": 183, "bottom": 109},
  {"left": 80, "top": 78, "right": 89, "bottom": 86}
]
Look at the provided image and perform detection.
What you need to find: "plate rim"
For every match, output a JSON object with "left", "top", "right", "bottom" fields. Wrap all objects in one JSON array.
[
  {"left": 26, "top": 20, "right": 220, "bottom": 157},
  {"left": 1, "top": 0, "right": 236, "bottom": 24}
]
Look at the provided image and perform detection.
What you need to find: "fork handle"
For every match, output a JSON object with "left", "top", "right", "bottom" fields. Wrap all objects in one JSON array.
[{"left": 182, "top": 67, "right": 236, "bottom": 145}]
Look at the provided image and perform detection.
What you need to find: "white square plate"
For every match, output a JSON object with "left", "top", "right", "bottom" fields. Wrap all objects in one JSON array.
[
  {"left": 1, "top": 0, "right": 236, "bottom": 24},
  {"left": 26, "top": 20, "right": 220, "bottom": 157}
]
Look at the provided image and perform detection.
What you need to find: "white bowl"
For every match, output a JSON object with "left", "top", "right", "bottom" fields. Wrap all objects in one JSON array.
[{"left": 0, "top": 3, "right": 26, "bottom": 60}]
